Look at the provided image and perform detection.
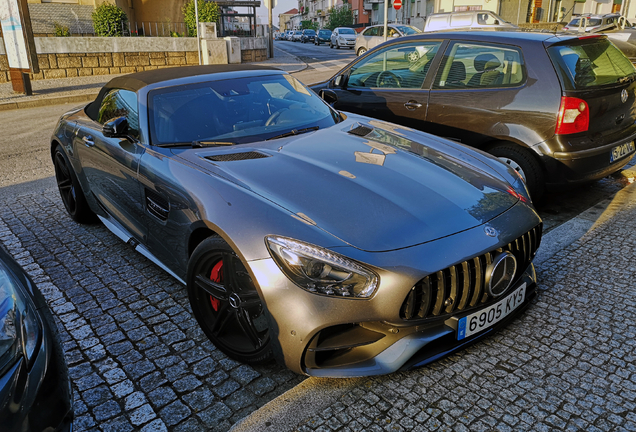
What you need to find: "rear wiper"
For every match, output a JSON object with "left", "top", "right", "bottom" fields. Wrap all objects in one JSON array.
[
  {"left": 191, "top": 140, "right": 236, "bottom": 148},
  {"left": 266, "top": 126, "right": 319, "bottom": 141}
]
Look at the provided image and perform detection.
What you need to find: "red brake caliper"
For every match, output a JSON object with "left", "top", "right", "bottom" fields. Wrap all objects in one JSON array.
[{"left": 209, "top": 260, "right": 223, "bottom": 312}]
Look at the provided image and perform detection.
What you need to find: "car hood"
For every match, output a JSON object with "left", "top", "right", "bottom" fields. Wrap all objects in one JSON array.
[{"left": 173, "top": 119, "right": 518, "bottom": 252}]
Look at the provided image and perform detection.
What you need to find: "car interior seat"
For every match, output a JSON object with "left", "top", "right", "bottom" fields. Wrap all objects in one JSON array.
[
  {"left": 467, "top": 53, "right": 504, "bottom": 87},
  {"left": 445, "top": 61, "right": 467, "bottom": 88}
]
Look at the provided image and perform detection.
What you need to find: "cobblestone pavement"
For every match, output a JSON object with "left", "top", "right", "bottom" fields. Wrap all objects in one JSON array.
[
  {"left": 290, "top": 186, "right": 636, "bottom": 432},
  {"left": 0, "top": 188, "right": 305, "bottom": 432}
]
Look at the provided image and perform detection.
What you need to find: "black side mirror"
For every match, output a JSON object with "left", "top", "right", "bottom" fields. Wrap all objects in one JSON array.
[
  {"left": 103, "top": 116, "right": 129, "bottom": 138},
  {"left": 319, "top": 89, "right": 338, "bottom": 106}
]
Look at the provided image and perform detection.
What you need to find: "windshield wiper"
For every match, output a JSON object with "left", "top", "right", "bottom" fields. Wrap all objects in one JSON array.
[
  {"left": 266, "top": 126, "right": 319, "bottom": 141},
  {"left": 191, "top": 140, "right": 236, "bottom": 148},
  {"left": 618, "top": 73, "right": 636, "bottom": 85}
]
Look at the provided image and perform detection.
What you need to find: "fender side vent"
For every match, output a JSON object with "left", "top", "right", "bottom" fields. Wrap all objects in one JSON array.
[
  {"left": 348, "top": 124, "right": 373, "bottom": 137},
  {"left": 206, "top": 152, "right": 270, "bottom": 162},
  {"left": 145, "top": 189, "right": 169, "bottom": 221}
]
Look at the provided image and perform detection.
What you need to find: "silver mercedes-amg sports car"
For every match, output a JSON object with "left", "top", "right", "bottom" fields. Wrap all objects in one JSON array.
[{"left": 51, "top": 65, "right": 542, "bottom": 377}]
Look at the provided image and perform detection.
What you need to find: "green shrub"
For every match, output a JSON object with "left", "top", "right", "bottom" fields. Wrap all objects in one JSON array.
[
  {"left": 92, "top": 3, "right": 128, "bottom": 37},
  {"left": 54, "top": 22, "right": 70, "bottom": 37},
  {"left": 183, "top": 0, "right": 220, "bottom": 37},
  {"left": 326, "top": 5, "right": 353, "bottom": 30}
]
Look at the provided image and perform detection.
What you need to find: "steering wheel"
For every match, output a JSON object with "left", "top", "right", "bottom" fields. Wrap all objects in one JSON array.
[
  {"left": 265, "top": 108, "right": 289, "bottom": 126},
  {"left": 376, "top": 71, "right": 402, "bottom": 88}
]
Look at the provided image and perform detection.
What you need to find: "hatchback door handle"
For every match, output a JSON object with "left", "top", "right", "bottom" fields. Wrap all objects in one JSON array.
[
  {"left": 82, "top": 135, "right": 94, "bottom": 147},
  {"left": 404, "top": 102, "right": 422, "bottom": 111}
]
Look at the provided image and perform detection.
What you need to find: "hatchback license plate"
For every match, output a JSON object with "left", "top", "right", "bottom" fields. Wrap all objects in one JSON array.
[
  {"left": 457, "top": 283, "right": 526, "bottom": 340},
  {"left": 610, "top": 142, "right": 635, "bottom": 163}
]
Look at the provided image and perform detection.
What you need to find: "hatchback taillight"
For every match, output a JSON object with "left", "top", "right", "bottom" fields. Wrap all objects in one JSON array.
[{"left": 556, "top": 96, "right": 589, "bottom": 135}]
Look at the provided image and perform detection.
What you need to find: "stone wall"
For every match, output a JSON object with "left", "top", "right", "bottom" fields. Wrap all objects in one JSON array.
[{"left": 0, "top": 36, "right": 199, "bottom": 83}]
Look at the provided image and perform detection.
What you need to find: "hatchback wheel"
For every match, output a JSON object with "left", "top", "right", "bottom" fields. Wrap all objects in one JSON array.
[
  {"left": 357, "top": 47, "right": 367, "bottom": 56},
  {"left": 488, "top": 143, "right": 544, "bottom": 201},
  {"left": 53, "top": 145, "right": 96, "bottom": 223},
  {"left": 407, "top": 50, "right": 420, "bottom": 63},
  {"left": 187, "top": 237, "right": 273, "bottom": 364}
]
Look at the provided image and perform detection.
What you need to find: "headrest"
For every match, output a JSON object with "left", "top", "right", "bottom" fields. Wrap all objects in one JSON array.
[{"left": 474, "top": 54, "right": 501, "bottom": 72}]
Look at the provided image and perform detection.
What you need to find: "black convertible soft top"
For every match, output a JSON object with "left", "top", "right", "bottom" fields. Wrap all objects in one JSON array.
[{"left": 86, "top": 64, "right": 278, "bottom": 120}]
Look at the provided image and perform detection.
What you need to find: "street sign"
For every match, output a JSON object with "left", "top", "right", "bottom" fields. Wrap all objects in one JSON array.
[{"left": 394, "top": 0, "right": 402, "bottom": 10}]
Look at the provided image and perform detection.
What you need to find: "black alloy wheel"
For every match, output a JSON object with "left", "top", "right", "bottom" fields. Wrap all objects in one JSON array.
[
  {"left": 53, "top": 145, "right": 95, "bottom": 223},
  {"left": 187, "top": 237, "right": 273, "bottom": 364}
]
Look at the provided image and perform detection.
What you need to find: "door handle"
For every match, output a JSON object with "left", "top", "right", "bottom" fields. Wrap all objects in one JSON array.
[
  {"left": 404, "top": 102, "right": 422, "bottom": 111},
  {"left": 82, "top": 135, "right": 95, "bottom": 147}
]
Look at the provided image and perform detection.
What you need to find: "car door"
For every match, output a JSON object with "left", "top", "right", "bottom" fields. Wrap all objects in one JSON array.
[
  {"left": 328, "top": 40, "right": 445, "bottom": 129},
  {"left": 75, "top": 89, "right": 147, "bottom": 240},
  {"left": 426, "top": 41, "right": 526, "bottom": 146}
]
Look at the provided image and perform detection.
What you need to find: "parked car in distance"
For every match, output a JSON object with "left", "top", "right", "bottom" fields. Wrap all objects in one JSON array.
[
  {"left": 291, "top": 30, "right": 303, "bottom": 41},
  {"left": 315, "top": 28, "right": 332, "bottom": 45},
  {"left": 283, "top": 30, "right": 294, "bottom": 40},
  {"left": 0, "top": 244, "right": 73, "bottom": 431},
  {"left": 424, "top": 11, "right": 517, "bottom": 32},
  {"left": 330, "top": 27, "right": 357, "bottom": 49},
  {"left": 51, "top": 64, "right": 542, "bottom": 377},
  {"left": 563, "top": 13, "right": 626, "bottom": 32},
  {"left": 301, "top": 29, "right": 316, "bottom": 43},
  {"left": 355, "top": 24, "right": 422, "bottom": 56},
  {"left": 311, "top": 31, "right": 636, "bottom": 200}
]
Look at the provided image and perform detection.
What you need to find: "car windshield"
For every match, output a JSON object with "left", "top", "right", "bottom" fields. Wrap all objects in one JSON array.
[
  {"left": 148, "top": 74, "right": 339, "bottom": 146},
  {"left": 339, "top": 28, "right": 355, "bottom": 34},
  {"left": 305, "top": 30, "right": 315, "bottom": 35},
  {"left": 396, "top": 25, "right": 421, "bottom": 35},
  {"left": 319, "top": 30, "right": 331, "bottom": 36},
  {"left": 547, "top": 38, "right": 636, "bottom": 89}
]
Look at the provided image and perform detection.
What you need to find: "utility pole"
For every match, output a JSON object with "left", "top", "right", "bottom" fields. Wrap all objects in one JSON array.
[{"left": 383, "top": 0, "right": 388, "bottom": 41}]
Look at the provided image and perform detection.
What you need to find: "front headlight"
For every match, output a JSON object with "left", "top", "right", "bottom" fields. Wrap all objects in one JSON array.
[
  {"left": 266, "top": 236, "right": 379, "bottom": 298},
  {"left": 0, "top": 262, "right": 42, "bottom": 374}
]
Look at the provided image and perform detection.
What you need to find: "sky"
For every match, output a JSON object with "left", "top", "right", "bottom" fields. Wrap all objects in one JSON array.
[{"left": 256, "top": 0, "right": 298, "bottom": 27}]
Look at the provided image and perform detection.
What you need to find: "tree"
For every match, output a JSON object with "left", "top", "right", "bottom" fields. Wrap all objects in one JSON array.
[
  {"left": 326, "top": 5, "right": 353, "bottom": 30},
  {"left": 92, "top": 3, "right": 128, "bottom": 37},
  {"left": 183, "top": 0, "right": 221, "bottom": 37},
  {"left": 301, "top": 20, "right": 318, "bottom": 30}
]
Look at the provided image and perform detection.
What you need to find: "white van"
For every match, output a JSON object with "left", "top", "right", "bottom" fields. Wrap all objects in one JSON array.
[{"left": 424, "top": 11, "right": 517, "bottom": 32}]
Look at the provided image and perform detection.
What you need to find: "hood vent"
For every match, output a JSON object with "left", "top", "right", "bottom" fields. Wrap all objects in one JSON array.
[
  {"left": 347, "top": 124, "right": 374, "bottom": 137},
  {"left": 206, "top": 152, "right": 270, "bottom": 162}
]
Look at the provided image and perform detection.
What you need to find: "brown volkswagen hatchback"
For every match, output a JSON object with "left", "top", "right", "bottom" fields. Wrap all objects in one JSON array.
[{"left": 311, "top": 31, "right": 636, "bottom": 199}]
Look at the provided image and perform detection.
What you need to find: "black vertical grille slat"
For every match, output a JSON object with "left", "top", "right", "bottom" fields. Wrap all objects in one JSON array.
[{"left": 400, "top": 224, "right": 543, "bottom": 321}]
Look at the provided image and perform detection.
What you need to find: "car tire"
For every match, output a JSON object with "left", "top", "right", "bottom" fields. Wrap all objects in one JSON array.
[
  {"left": 357, "top": 47, "right": 367, "bottom": 56},
  {"left": 53, "top": 144, "right": 96, "bottom": 224},
  {"left": 488, "top": 143, "right": 545, "bottom": 201},
  {"left": 187, "top": 237, "right": 273, "bottom": 364},
  {"left": 330, "top": 42, "right": 334, "bottom": 49}
]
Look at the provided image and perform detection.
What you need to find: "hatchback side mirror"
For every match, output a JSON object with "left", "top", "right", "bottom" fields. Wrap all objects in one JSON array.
[
  {"left": 319, "top": 89, "right": 338, "bottom": 106},
  {"left": 103, "top": 116, "right": 129, "bottom": 138}
]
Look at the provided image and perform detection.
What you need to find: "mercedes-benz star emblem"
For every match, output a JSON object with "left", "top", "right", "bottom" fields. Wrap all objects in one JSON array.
[
  {"left": 621, "top": 89, "right": 629, "bottom": 104},
  {"left": 485, "top": 251, "right": 517, "bottom": 297},
  {"left": 484, "top": 226, "right": 497, "bottom": 237}
]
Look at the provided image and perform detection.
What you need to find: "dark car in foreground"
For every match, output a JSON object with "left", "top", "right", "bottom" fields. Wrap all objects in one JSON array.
[
  {"left": 311, "top": 31, "right": 636, "bottom": 199},
  {"left": 51, "top": 65, "right": 542, "bottom": 377},
  {"left": 0, "top": 245, "right": 73, "bottom": 431}
]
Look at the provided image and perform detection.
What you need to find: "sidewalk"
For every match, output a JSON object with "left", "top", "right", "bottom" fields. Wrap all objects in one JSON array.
[
  {"left": 0, "top": 47, "right": 306, "bottom": 112},
  {"left": 232, "top": 179, "right": 636, "bottom": 431}
]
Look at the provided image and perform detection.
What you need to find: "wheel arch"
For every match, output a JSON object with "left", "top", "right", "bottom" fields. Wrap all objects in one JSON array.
[{"left": 482, "top": 139, "right": 546, "bottom": 175}]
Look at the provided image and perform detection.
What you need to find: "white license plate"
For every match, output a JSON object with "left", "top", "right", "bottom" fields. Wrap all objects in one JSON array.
[
  {"left": 610, "top": 141, "right": 635, "bottom": 163},
  {"left": 457, "top": 283, "right": 526, "bottom": 340}
]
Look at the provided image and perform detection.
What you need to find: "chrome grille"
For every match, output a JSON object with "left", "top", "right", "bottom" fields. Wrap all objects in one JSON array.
[{"left": 401, "top": 224, "right": 542, "bottom": 321}]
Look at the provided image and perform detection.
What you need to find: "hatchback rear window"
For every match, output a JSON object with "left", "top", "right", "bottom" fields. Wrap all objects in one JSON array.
[{"left": 547, "top": 38, "right": 636, "bottom": 90}]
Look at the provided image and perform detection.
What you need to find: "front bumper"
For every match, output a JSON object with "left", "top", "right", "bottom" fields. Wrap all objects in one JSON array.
[{"left": 248, "top": 200, "right": 541, "bottom": 376}]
